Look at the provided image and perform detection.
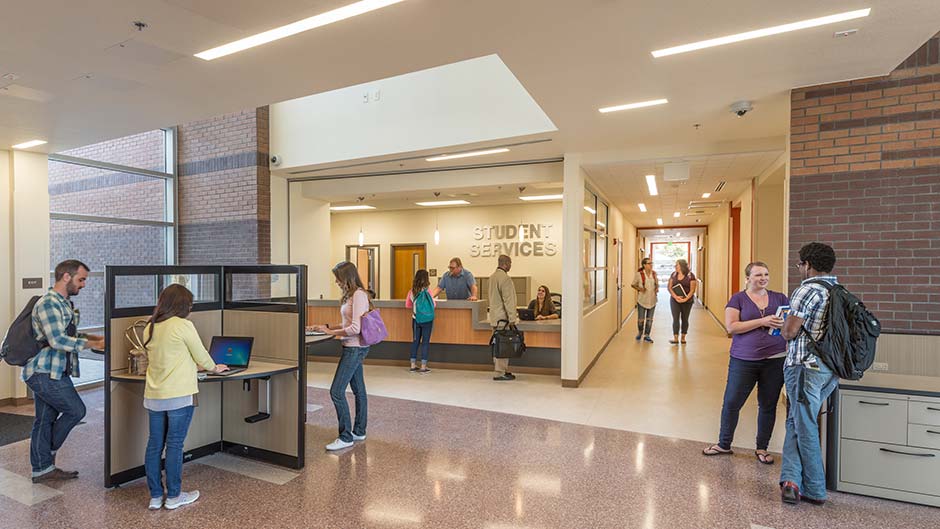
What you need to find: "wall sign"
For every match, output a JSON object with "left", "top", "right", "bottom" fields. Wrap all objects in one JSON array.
[{"left": 470, "top": 224, "right": 558, "bottom": 258}]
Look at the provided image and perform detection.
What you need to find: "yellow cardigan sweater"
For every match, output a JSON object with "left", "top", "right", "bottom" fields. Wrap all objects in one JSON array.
[{"left": 143, "top": 317, "right": 216, "bottom": 400}]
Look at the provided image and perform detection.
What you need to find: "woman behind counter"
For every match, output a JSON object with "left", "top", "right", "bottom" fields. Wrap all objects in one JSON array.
[
  {"left": 143, "top": 284, "right": 228, "bottom": 511},
  {"left": 528, "top": 285, "right": 559, "bottom": 320}
]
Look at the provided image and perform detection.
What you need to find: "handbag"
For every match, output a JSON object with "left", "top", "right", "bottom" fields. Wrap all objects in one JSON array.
[
  {"left": 359, "top": 299, "right": 388, "bottom": 346},
  {"left": 125, "top": 319, "right": 150, "bottom": 376},
  {"left": 490, "top": 319, "right": 526, "bottom": 359}
]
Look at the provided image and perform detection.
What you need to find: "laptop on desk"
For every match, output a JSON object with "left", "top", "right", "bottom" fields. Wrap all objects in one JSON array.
[
  {"left": 204, "top": 336, "right": 253, "bottom": 376},
  {"left": 517, "top": 308, "right": 536, "bottom": 321}
]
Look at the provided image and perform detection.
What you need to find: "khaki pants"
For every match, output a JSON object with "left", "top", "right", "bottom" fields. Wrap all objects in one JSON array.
[{"left": 493, "top": 356, "right": 509, "bottom": 376}]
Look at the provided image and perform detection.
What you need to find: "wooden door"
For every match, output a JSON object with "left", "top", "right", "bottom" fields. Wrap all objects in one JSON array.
[
  {"left": 392, "top": 245, "right": 426, "bottom": 299},
  {"left": 730, "top": 206, "right": 742, "bottom": 294}
]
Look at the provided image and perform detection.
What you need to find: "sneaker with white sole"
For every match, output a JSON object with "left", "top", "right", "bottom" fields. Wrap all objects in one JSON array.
[
  {"left": 164, "top": 491, "right": 199, "bottom": 510},
  {"left": 352, "top": 433, "right": 366, "bottom": 441},
  {"left": 148, "top": 497, "right": 163, "bottom": 510},
  {"left": 325, "top": 438, "right": 354, "bottom": 451}
]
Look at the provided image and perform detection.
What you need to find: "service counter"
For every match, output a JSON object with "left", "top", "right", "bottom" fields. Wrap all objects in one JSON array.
[{"left": 306, "top": 299, "right": 560, "bottom": 374}]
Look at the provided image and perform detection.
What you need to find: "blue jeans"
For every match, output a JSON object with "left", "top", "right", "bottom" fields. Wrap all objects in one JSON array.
[
  {"left": 411, "top": 320, "right": 434, "bottom": 363},
  {"left": 780, "top": 360, "right": 839, "bottom": 499},
  {"left": 145, "top": 405, "right": 195, "bottom": 499},
  {"left": 718, "top": 356, "right": 785, "bottom": 450},
  {"left": 330, "top": 346, "right": 369, "bottom": 442},
  {"left": 26, "top": 373, "right": 86, "bottom": 475},
  {"left": 636, "top": 304, "right": 655, "bottom": 336}
]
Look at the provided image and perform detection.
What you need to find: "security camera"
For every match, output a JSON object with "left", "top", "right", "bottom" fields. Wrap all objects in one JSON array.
[
  {"left": 730, "top": 101, "right": 753, "bottom": 117},
  {"left": 270, "top": 154, "right": 281, "bottom": 166}
]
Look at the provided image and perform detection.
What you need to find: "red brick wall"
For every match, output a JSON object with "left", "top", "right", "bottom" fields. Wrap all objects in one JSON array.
[{"left": 789, "top": 33, "right": 940, "bottom": 334}]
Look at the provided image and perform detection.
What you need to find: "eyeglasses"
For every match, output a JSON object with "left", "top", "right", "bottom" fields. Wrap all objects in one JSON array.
[{"left": 795, "top": 261, "right": 806, "bottom": 270}]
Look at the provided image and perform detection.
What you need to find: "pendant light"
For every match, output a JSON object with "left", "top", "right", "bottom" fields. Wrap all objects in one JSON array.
[
  {"left": 432, "top": 192, "right": 441, "bottom": 245},
  {"left": 518, "top": 186, "right": 526, "bottom": 242},
  {"left": 357, "top": 196, "right": 365, "bottom": 246}
]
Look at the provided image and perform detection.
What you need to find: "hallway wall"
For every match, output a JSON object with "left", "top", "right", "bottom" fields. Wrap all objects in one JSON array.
[
  {"left": 754, "top": 167, "right": 787, "bottom": 292},
  {"left": 732, "top": 183, "right": 754, "bottom": 292},
  {"left": 704, "top": 204, "right": 729, "bottom": 326}
]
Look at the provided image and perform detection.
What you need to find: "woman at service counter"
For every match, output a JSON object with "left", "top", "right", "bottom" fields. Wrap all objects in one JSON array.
[
  {"left": 630, "top": 258, "right": 658, "bottom": 343},
  {"left": 142, "top": 284, "right": 229, "bottom": 511},
  {"left": 702, "top": 262, "right": 788, "bottom": 464},
  {"left": 668, "top": 259, "right": 698, "bottom": 345},
  {"left": 405, "top": 269, "right": 436, "bottom": 373},
  {"left": 527, "top": 285, "right": 559, "bottom": 320},
  {"left": 311, "top": 261, "right": 371, "bottom": 451}
]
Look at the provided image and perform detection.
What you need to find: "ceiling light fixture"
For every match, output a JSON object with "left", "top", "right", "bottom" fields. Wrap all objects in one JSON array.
[
  {"left": 425, "top": 148, "right": 509, "bottom": 162},
  {"left": 656, "top": 218, "right": 663, "bottom": 226},
  {"left": 673, "top": 211, "right": 681, "bottom": 218},
  {"left": 12, "top": 140, "right": 47, "bottom": 149},
  {"left": 638, "top": 203, "right": 647, "bottom": 212},
  {"left": 519, "top": 194, "right": 563, "bottom": 201},
  {"left": 660, "top": 229, "right": 665, "bottom": 234},
  {"left": 598, "top": 98, "right": 668, "bottom": 114},
  {"left": 195, "top": 0, "right": 408, "bottom": 60},
  {"left": 702, "top": 192, "right": 712, "bottom": 198},
  {"left": 415, "top": 200, "right": 470, "bottom": 207},
  {"left": 330, "top": 205, "right": 375, "bottom": 211},
  {"left": 645, "top": 175, "right": 658, "bottom": 196},
  {"left": 651, "top": 8, "right": 872, "bottom": 58},
  {"left": 584, "top": 206, "right": 596, "bottom": 215}
]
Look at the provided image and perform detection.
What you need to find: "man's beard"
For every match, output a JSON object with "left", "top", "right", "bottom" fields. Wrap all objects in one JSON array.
[{"left": 66, "top": 281, "right": 81, "bottom": 296}]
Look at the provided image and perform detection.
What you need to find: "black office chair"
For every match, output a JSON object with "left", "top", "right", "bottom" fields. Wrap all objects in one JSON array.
[{"left": 550, "top": 293, "right": 562, "bottom": 318}]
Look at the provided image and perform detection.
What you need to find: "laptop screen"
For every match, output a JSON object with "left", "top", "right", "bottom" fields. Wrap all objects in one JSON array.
[{"left": 208, "top": 336, "right": 253, "bottom": 367}]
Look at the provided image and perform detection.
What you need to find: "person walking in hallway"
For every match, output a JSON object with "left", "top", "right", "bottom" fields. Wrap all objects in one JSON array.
[
  {"left": 630, "top": 258, "right": 658, "bottom": 343},
  {"left": 23, "top": 259, "right": 105, "bottom": 483},
  {"left": 703, "top": 262, "right": 788, "bottom": 464},
  {"left": 778, "top": 242, "right": 840, "bottom": 505},
  {"left": 405, "top": 269, "right": 435, "bottom": 373},
  {"left": 668, "top": 259, "right": 697, "bottom": 345},
  {"left": 488, "top": 254, "right": 517, "bottom": 381},
  {"left": 311, "top": 261, "right": 371, "bottom": 451}
]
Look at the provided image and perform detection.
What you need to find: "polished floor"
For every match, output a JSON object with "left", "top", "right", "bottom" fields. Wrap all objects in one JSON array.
[{"left": 1, "top": 387, "right": 938, "bottom": 528}]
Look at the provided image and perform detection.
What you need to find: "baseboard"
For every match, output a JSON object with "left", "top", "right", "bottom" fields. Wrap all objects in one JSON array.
[
  {"left": 704, "top": 303, "right": 730, "bottom": 337},
  {"left": 563, "top": 331, "right": 618, "bottom": 389},
  {"left": 307, "top": 357, "right": 561, "bottom": 376},
  {"left": 0, "top": 396, "right": 32, "bottom": 407},
  {"left": 621, "top": 306, "right": 636, "bottom": 328}
]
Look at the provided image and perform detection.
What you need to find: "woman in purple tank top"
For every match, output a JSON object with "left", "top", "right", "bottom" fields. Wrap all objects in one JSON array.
[{"left": 702, "top": 262, "right": 788, "bottom": 465}]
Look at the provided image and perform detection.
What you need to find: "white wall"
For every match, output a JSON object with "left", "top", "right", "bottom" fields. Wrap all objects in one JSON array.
[
  {"left": 733, "top": 182, "right": 754, "bottom": 291},
  {"left": 0, "top": 150, "right": 14, "bottom": 400},
  {"left": 328, "top": 203, "right": 562, "bottom": 300},
  {"left": 705, "top": 203, "right": 730, "bottom": 324},
  {"left": 754, "top": 167, "right": 787, "bottom": 292},
  {"left": 561, "top": 158, "right": 585, "bottom": 382},
  {"left": 287, "top": 183, "right": 332, "bottom": 300}
]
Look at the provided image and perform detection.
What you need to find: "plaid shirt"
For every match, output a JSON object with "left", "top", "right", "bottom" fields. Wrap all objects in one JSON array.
[
  {"left": 22, "top": 289, "right": 88, "bottom": 381},
  {"left": 785, "top": 275, "right": 838, "bottom": 367}
]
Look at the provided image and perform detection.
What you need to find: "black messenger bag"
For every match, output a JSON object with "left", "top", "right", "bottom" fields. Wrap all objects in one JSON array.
[{"left": 490, "top": 319, "right": 526, "bottom": 359}]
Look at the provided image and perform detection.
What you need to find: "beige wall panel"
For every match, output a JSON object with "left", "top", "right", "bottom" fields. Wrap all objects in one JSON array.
[
  {"left": 109, "top": 311, "right": 221, "bottom": 374},
  {"left": 221, "top": 373, "right": 298, "bottom": 456},
  {"left": 223, "top": 310, "right": 299, "bottom": 364}
]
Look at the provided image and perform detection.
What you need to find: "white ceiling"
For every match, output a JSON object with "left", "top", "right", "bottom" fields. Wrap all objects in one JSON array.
[{"left": 2, "top": 0, "right": 938, "bottom": 210}]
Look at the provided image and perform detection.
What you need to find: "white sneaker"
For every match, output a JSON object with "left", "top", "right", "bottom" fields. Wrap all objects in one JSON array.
[
  {"left": 325, "top": 438, "right": 354, "bottom": 451},
  {"left": 352, "top": 433, "right": 366, "bottom": 441},
  {"left": 164, "top": 491, "right": 200, "bottom": 510},
  {"left": 148, "top": 497, "right": 163, "bottom": 510}
]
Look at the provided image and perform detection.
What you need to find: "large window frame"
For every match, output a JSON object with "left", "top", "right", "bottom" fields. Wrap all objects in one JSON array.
[
  {"left": 48, "top": 127, "right": 178, "bottom": 331},
  {"left": 583, "top": 188, "right": 609, "bottom": 311}
]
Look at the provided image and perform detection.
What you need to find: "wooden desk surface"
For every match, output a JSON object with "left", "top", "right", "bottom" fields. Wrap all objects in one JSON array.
[
  {"left": 110, "top": 360, "right": 298, "bottom": 383},
  {"left": 305, "top": 334, "right": 335, "bottom": 344}
]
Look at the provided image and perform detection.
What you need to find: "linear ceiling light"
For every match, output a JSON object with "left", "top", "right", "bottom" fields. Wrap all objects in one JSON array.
[
  {"left": 702, "top": 192, "right": 712, "bottom": 198},
  {"left": 415, "top": 200, "right": 470, "bottom": 207},
  {"left": 519, "top": 194, "right": 563, "bottom": 201},
  {"left": 598, "top": 98, "right": 668, "bottom": 113},
  {"left": 426, "top": 148, "right": 509, "bottom": 162},
  {"left": 584, "top": 206, "right": 596, "bottom": 214},
  {"left": 673, "top": 211, "right": 681, "bottom": 218},
  {"left": 656, "top": 218, "right": 663, "bottom": 226},
  {"left": 12, "top": 139, "right": 47, "bottom": 149},
  {"left": 195, "top": 0, "right": 408, "bottom": 60},
  {"left": 645, "top": 174, "right": 658, "bottom": 196},
  {"left": 330, "top": 205, "right": 375, "bottom": 211},
  {"left": 651, "top": 8, "right": 871, "bottom": 58},
  {"left": 638, "top": 203, "right": 647, "bottom": 212}
]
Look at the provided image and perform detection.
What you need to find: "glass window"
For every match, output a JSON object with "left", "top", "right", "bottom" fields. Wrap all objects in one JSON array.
[
  {"left": 583, "top": 191, "right": 596, "bottom": 227},
  {"left": 583, "top": 187, "right": 609, "bottom": 311},
  {"left": 58, "top": 129, "right": 166, "bottom": 172},
  {"left": 48, "top": 161, "right": 167, "bottom": 222}
]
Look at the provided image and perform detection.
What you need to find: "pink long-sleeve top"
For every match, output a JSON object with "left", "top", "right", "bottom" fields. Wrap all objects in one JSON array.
[
  {"left": 339, "top": 289, "right": 370, "bottom": 347},
  {"left": 405, "top": 288, "right": 436, "bottom": 318}
]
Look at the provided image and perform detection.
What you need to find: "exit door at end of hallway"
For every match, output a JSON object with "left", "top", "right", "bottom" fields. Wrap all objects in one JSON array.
[{"left": 392, "top": 244, "right": 427, "bottom": 299}]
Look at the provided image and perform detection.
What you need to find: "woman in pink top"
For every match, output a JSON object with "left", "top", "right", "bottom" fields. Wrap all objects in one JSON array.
[
  {"left": 405, "top": 269, "right": 436, "bottom": 373},
  {"left": 310, "top": 261, "right": 371, "bottom": 451}
]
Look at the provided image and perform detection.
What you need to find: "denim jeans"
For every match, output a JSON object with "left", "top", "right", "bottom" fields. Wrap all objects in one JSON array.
[
  {"left": 330, "top": 346, "right": 369, "bottom": 442},
  {"left": 717, "top": 356, "right": 785, "bottom": 450},
  {"left": 145, "top": 405, "right": 195, "bottom": 499},
  {"left": 780, "top": 360, "right": 839, "bottom": 499},
  {"left": 411, "top": 320, "right": 434, "bottom": 363},
  {"left": 25, "top": 373, "right": 86, "bottom": 475},
  {"left": 636, "top": 304, "right": 655, "bottom": 336},
  {"left": 670, "top": 299, "right": 693, "bottom": 335}
]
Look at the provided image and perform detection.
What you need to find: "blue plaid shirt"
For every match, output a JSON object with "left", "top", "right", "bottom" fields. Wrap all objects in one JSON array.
[
  {"left": 22, "top": 289, "right": 88, "bottom": 381},
  {"left": 785, "top": 276, "right": 838, "bottom": 367}
]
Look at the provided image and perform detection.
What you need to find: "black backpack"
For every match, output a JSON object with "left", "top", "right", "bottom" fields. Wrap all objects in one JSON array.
[
  {"left": 0, "top": 296, "right": 45, "bottom": 366},
  {"left": 803, "top": 280, "right": 881, "bottom": 380}
]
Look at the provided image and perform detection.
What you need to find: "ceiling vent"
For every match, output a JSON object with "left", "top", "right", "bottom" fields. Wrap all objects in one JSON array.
[
  {"left": 714, "top": 181, "right": 726, "bottom": 193},
  {"left": 663, "top": 162, "right": 690, "bottom": 181},
  {"left": 685, "top": 210, "right": 708, "bottom": 216},
  {"left": 688, "top": 200, "right": 723, "bottom": 209}
]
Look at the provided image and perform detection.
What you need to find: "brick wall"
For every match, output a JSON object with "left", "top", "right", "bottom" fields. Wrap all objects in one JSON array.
[{"left": 789, "top": 33, "right": 940, "bottom": 334}]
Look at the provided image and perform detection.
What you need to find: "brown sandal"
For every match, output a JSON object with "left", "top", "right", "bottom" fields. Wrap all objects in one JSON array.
[
  {"left": 702, "top": 444, "right": 733, "bottom": 456},
  {"left": 755, "top": 450, "right": 775, "bottom": 465}
]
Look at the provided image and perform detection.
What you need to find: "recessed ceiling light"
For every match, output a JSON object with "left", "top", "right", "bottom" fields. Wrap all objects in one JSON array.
[
  {"left": 702, "top": 192, "right": 712, "bottom": 198},
  {"left": 12, "top": 139, "right": 47, "bottom": 149},
  {"left": 330, "top": 205, "right": 375, "bottom": 211},
  {"left": 584, "top": 206, "right": 596, "bottom": 214},
  {"left": 415, "top": 200, "right": 470, "bottom": 207},
  {"left": 638, "top": 203, "right": 647, "bottom": 212},
  {"left": 598, "top": 98, "right": 668, "bottom": 114},
  {"left": 645, "top": 175, "right": 658, "bottom": 196},
  {"left": 673, "top": 211, "right": 681, "bottom": 218},
  {"left": 660, "top": 229, "right": 665, "bottom": 234},
  {"left": 651, "top": 8, "right": 871, "bottom": 58},
  {"left": 195, "top": 0, "right": 408, "bottom": 60},
  {"left": 519, "top": 194, "right": 563, "bottom": 201},
  {"left": 676, "top": 232, "right": 681, "bottom": 238},
  {"left": 656, "top": 218, "right": 663, "bottom": 226},
  {"left": 426, "top": 148, "right": 509, "bottom": 162}
]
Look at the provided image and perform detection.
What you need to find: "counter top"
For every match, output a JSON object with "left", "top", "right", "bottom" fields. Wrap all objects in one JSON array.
[
  {"left": 840, "top": 372, "right": 940, "bottom": 397},
  {"left": 109, "top": 360, "right": 298, "bottom": 383}
]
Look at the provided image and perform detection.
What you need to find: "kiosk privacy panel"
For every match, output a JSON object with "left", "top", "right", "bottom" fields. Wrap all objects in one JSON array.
[{"left": 104, "top": 265, "right": 307, "bottom": 488}]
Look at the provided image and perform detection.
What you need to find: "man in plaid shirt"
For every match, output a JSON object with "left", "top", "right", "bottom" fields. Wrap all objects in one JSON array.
[{"left": 24, "top": 260, "right": 104, "bottom": 482}]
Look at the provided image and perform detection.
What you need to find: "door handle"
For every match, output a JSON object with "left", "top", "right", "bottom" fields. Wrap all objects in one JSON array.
[
  {"left": 858, "top": 401, "right": 890, "bottom": 406},
  {"left": 927, "top": 407, "right": 940, "bottom": 412},
  {"left": 879, "top": 448, "right": 935, "bottom": 458},
  {"left": 927, "top": 430, "right": 940, "bottom": 435}
]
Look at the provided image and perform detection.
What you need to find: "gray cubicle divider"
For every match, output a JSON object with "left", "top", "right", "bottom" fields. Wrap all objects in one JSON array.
[{"left": 104, "top": 265, "right": 307, "bottom": 488}]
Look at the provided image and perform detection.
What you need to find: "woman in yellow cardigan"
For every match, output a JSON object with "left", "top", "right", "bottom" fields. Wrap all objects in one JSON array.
[{"left": 142, "top": 285, "right": 228, "bottom": 510}]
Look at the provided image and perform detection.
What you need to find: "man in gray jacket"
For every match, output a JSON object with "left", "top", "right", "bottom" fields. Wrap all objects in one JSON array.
[{"left": 488, "top": 254, "right": 517, "bottom": 381}]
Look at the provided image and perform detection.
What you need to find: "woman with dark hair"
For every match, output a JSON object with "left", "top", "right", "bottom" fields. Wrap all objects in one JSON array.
[
  {"left": 630, "top": 258, "right": 658, "bottom": 343},
  {"left": 405, "top": 269, "right": 435, "bottom": 373},
  {"left": 528, "top": 285, "right": 559, "bottom": 320},
  {"left": 143, "top": 284, "right": 228, "bottom": 510},
  {"left": 668, "top": 259, "right": 698, "bottom": 345},
  {"left": 310, "top": 261, "right": 371, "bottom": 451},
  {"left": 703, "top": 262, "right": 788, "bottom": 464}
]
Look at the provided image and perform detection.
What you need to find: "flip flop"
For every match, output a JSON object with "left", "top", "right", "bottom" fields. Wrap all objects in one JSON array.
[
  {"left": 702, "top": 445, "right": 733, "bottom": 456},
  {"left": 755, "top": 451, "right": 775, "bottom": 465}
]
